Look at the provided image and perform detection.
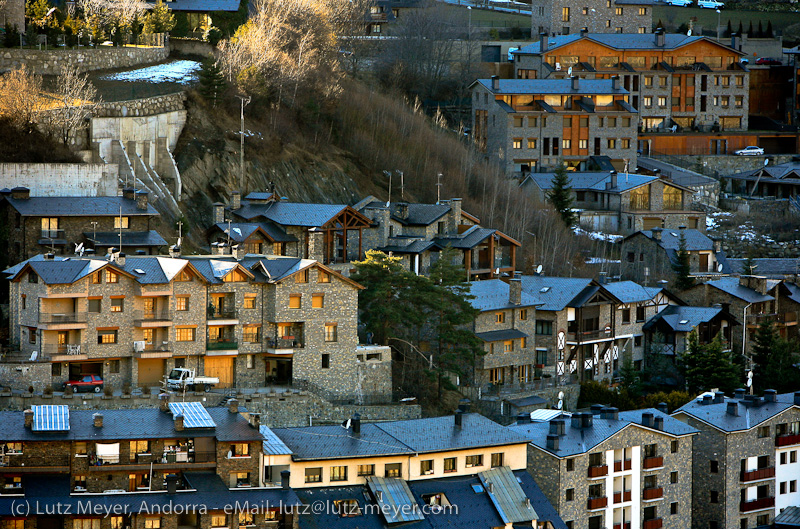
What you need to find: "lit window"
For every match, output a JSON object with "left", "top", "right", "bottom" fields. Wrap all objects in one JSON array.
[
  {"left": 512, "top": 138, "right": 522, "bottom": 149},
  {"left": 358, "top": 464, "right": 375, "bottom": 476},
  {"left": 289, "top": 294, "right": 301, "bottom": 309},
  {"left": 114, "top": 217, "right": 129, "bottom": 229},
  {"left": 243, "top": 294, "right": 256, "bottom": 309},
  {"left": 242, "top": 325, "right": 260, "bottom": 343},
  {"left": 491, "top": 453, "right": 504, "bottom": 467},
  {"left": 176, "top": 327, "right": 195, "bottom": 342},
  {"left": 144, "top": 518, "right": 160, "bottom": 529},
  {"left": 98, "top": 330, "right": 117, "bottom": 344},
  {"left": 295, "top": 269, "right": 309, "bottom": 283},
  {"left": 325, "top": 324, "right": 338, "bottom": 342},
  {"left": 318, "top": 270, "right": 331, "bottom": 283},
  {"left": 330, "top": 465, "right": 348, "bottom": 482},
  {"left": 106, "top": 270, "right": 118, "bottom": 283},
  {"left": 519, "top": 309, "right": 528, "bottom": 320},
  {"left": 176, "top": 296, "right": 189, "bottom": 311},
  {"left": 495, "top": 312, "right": 505, "bottom": 324},
  {"left": 305, "top": 468, "right": 322, "bottom": 483},
  {"left": 466, "top": 455, "right": 483, "bottom": 467},
  {"left": 444, "top": 457, "right": 457, "bottom": 473},
  {"left": 312, "top": 294, "right": 324, "bottom": 308},
  {"left": 385, "top": 463, "right": 402, "bottom": 477},
  {"left": 111, "top": 298, "right": 123, "bottom": 312}
]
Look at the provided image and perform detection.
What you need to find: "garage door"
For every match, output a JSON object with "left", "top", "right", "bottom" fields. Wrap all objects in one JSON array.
[
  {"left": 204, "top": 356, "right": 234, "bottom": 388},
  {"left": 643, "top": 218, "right": 664, "bottom": 230},
  {"left": 138, "top": 359, "right": 165, "bottom": 386}
]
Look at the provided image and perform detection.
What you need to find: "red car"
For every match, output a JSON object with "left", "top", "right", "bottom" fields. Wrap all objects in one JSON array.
[
  {"left": 65, "top": 375, "right": 104, "bottom": 393},
  {"left": 755, "top": 57, "right": 781, "bottom": 65}
]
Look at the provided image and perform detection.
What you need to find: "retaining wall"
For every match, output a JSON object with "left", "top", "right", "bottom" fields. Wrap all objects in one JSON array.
[
  {"left": 0, "top": 46, "right": 168, "bottom": 75},
  {"left": 0, "top": 163, "right": 118, "bottom": 196}
]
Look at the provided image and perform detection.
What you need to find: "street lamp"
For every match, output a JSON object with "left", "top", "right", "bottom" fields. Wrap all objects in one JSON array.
[
  {"left": 716, "top": 9, "right": 721, "bottom": 41},
  {"left": 236, "top": 94, "right": 251, "bottom": 192}
]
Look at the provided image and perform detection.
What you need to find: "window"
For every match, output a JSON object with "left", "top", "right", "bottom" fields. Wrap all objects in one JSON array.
[
  {"left": 91, "top": 272, "right": 101, "bottom": 284},
  {"left": 325, "top": 323, "right": 338, "bottom": 342},
  {"left": 528, "top": 117, "right": 537, "bottom": 127},
  {"left": 176, "top": 327, "right": 195, "bottom": 342},
  {"left": 562, "top": 6, "right": 569, "bottom": 21},
  {"left": 98, "top": 330, "right": 117, "bottom": 344},
  {"left": 305, "top": 468, "right": 322, "bottom": 483},
  {"left": 643, "top": 96, "right": 652, "bottom": 107},
  {"left": 330, "top": 466, "right": 348, "bottom": 482},
  {"left": 621, "top": 139, "right": 630, "bottom": 149},
  {"left": 781, "top": 481, "right": 787, "bottom": 494},
  {"left": 658, "top": 96, "right": 667, "bottom": 107},
  {"left": 110, "top": 359, "right": 120, "bottom": 374},
  {"left": 562, "top": 139, "right": 571, "bottom": 150},
  {"left": 636, "top": 306, "right": 645, "bottom": 322},
  {"left": 622, "top": 308, "right": 631, "bottom": 323},
  {"left": 114, "top": 217, "right": 129, "bottom": 229},
  {"left": 579, "top": 139, "right": 588, "bottom": 149},
  {"left": 238, "top": 511, "right": 254, "bottom": 527},
  {"left": 176, "top": 296, "right": 189, "bottom": 311},
  {"left": 491, "top": 453, "right": 504, "bottom": 467},
  {"left": 566, "top": 458, "right": 575, "bottom": 471},
  {"left": 735, "top": 96, "right": 743, "bottom": 108},
  {"left": 295, "top": 269, "right": 309, "bottom": 283},
  {"left": 527, "top": 138, "right": 537, "bottom": 149},
  {"left": 130, "top": 440, "right": 150, "bottom": 460},
  {"left": 444, "top": 457, "right": 457, "bottom": 473},
  {"left": 242, "top": 325, "right": 260, "bottom": 343},
  {"left": 638, "top": 6, "right": 646, "bottom": 14},
  {"left": 321, "top": 354, "right": 330, "bottom": 369},
  {"left": 52, "top": 363, "right": 61, "bottom": 377},
  {"left": 710, "top": 460, "right": 719, "bottom": 473},
  {"left": 421, "top": 460, "right": 434, "bottom": 475},
  {"left": 144, "top": 518, "right": 160, "bottom": 529},
  {"left": 211, "top": 514, "right": 226, "bottom": 528},
  {"left": 88, "top": 298, "right": 101, "bottom": 313},
  {"left": 111, "top": 298, "right": 123, "bottom": 312},
  {"left": 466, "top": 455, "right": 483, "bottom": 468},
  {"left": 671, "top": 440, "right": 679, "bottom": 453},
  {"left": 334, "top": 499, "right": 362, "bottom": 518},
  {"left": 358, "top": 464, "right": 375, "bottom": 476},
  {"left": 519, "top": 309, "right": 528, "bottom": 321},
  {"left": 243, "top": 294, "right": 256, "bottom": 309},
  {"left": 607, "top": 139, "right": 616, "bottom": 149},
  {"left": 566, "top": 488, "right": 574, "bottom": 501},
  {"left": 710, "top": 491, "right": 718, "bottom": 503},
  {"left": 781, "top": 452, "right": 787, "bottom": 465},
  {"left": 503, "top": 340, "right": 513, "bottom": 353},
  {"left": 670, "top": 471, "right": 678, "bottom": 484},
  {"left": 758, "top": 426, "right": 770, "bottom": 438},
  {"left": 289, "top": 294, "right": 301, "bottom": 309},
  {"left": 615, "top": 6, "right": 622, "bottom": 14},
  {"left": 75, "top": 520, "right": 101, "bottom": 529},
  {"left": 536, "top": 320, "right": 553, "bottom": 335},
  {"left": 176, "top": 269, "right": 193, "bottom": 282},
  {"left": 793, "top": 451, "right": 798, "bottom": 463},
  {"left": 385, "top": 463, "right": 402, "bottom": 477},
  {"left": 106, "top": 270, "right": 118, "bottom": 283},
  {"left": 312, "top": 294, "right": 324, "bottom": 308},
  {"left": 495, "top": 312, "right": 505, "bottom": 324},
  {"left": 512, "top": 138, "right": 522, "bottom": 149}
]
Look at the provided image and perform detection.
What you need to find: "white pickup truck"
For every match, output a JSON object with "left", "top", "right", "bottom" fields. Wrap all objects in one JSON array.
[{"left": 166, "top": 368, "right": 219, "bottom": 391}]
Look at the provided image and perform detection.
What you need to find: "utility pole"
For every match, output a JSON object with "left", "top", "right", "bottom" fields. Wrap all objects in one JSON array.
[
  {"left": 236, "top": 95, "right": 251, "bottom": 192},
  {"left": 398, "top": 170, "right": 405, "bottom": 200},
  {"left": 90, "top": 221, "right": 98, "bottom": 250},
  {"left": 436, "top": 173, "right": 443, "bottom": 204}
]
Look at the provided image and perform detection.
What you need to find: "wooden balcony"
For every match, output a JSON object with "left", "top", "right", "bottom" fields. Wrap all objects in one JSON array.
[
  {"left": 741, "top": 467, "right": 775, "bottom": 482},
  {"left": 87, "top": 451, "right": 216, "bottom": 472},
  {"left": 643, "top": 487, "right": 663, "bottom": 500},
  {"left": 588, "top": 465, "right": 608, "bottom": 478},
  {"left": 0, "top": 454, "right": 70, "bottom": 472},
  {"left": 613, "top": 524, "right": 631, "bottom": 529},
  {"left": 740, "top": 497, "right": 774, "bottom": 512},
  {"left": 587, "top": 497, "right": 608, "bottom": 510},
  {"left": 613, "top": 491, "right": 632, "bottom": 503},
  {"left": 38, "top": 311, "right": 88, "bottom": 330},
  {"left": 134, "top": 310, "right": 173, "bottom": 327},
  {"left": 614, "top": 460, "right": 632, "bottom": 472},
  {"left": 642, "top": 456, "right": 663, "bottom": 469},
  {"left": 643, "top": 519, "right": 663, "bottom": 529},
  {"left": 776, "top": 433, "right": 800, "bottom": 447}
]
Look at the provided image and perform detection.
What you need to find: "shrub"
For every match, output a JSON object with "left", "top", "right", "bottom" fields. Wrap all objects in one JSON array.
[
  {"left": 103, "top": 385, "right": 113, "bottom": 397},
  {"left": 64, "top": 384, "right": 74, "bottom": 396},
  {"left": 27, "top": 385, "right": 34, "bottom": 394},
  {"left": 43, "top": 386, "right": 53, "bottom": 395}
]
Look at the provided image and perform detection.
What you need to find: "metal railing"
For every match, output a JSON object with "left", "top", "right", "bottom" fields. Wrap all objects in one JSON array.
[
  {"left": 40, "top": 343, "right": 85, "bottom": 356},
  {"left": 134, "top": 310, "right": 173, "bottom": 323},
  {"left": 39, "top": 312, "right": 88, "bottom": 324},
  {"left": 1, "top": 454, "right": 70, "bottom": 468},
  {"left": 267, "top": 337, "right": 304, "bottom": 349},
  {"left": 208, "top": 308, "right": 238, "bottom": 320},
  {"left": 40, "top": 229, "right": 65, "bottom": 239},
  {"left": 206, "top": 339, "right": 238, "bottom": 350}
]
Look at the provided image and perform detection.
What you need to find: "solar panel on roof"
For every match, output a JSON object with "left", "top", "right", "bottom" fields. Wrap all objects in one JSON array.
[
  {"left": 168, "top": 402, "right": 216, "bottom": 428},
  {"left": 472, "top": 484, "right": 485, "bottom": 494},
  {"left": 32, "top": 405, "right": 70, "bottom": 431}
]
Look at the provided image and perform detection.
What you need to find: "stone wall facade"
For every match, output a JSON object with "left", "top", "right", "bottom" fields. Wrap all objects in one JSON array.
[
  {"left": 0, "top": 46, "right": 168, "bottom": 75},
  {"left": 531, "top": 0, "right": 653, "bottom": 36}
]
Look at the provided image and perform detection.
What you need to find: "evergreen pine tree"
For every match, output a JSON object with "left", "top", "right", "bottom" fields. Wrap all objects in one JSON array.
[
  {"left": 547, "top": 163, "right": 577, "bottom": 228},
  {"left": 766, "top": 20, "right": 774, "bottom": 38},
  {"left": 736, "top": 21, "right": 743, "bottom": 37},
  {"left": 142, "top": 0, "right": 176, "bottom": 34},
  {"left": 672, "top": 230, "right": 694, "bottom": 290},
  {"left": 681, "top": 331, "right": 741, "bottom": 394},
  {"left": 747, "top": 21, "right": 753, "bottom": 37},
  {"left": 724, "top": 20, "right": 732, "bottom": 38},
  {"left": 4, "top": 23, "right": 20, "bottom": 47},
  {"left": 741, "top": 252, "right": 757, "bottom": 275},
  {"left": 198, "top": 55, "right": 227, "bottom": 107},
  {"left": 756, "top": 21, "right": 764, "bottom": 38}
]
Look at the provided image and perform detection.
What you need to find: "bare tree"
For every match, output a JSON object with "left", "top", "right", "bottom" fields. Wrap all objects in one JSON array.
[
  {"left": 46, "top": 64, "right": 100, "bottom": 145},
  {"left": 323, "top": 0, "right": 377, "bottom": 77},
  {"left": 77, "top": 0, "right": 148, "bottom": 37},
  {"left": 0, "top": 65, "right": 44, "bottom": 131}
]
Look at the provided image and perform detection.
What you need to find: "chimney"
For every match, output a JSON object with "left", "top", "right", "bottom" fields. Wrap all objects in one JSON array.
[
  {"left": 546, "top": 434, "right": 560, "bottom": 451},
  {"left": 556, "top": 419, "right": 565, "bottom": 435},
  {"left": 549, "top": 419, "right": 561, "bottom": 435},
  {"left": 232, "top": 244, "right": 246, "bottom": 260},
  {"left": 231, "top": 190, "right": 241, "bottom": 210},
  {"left": 174, "top": 413, "right": 184, "bottom": 431},
  {"left": 609, "top": 170, "right": 618, "bottom": 189},
  {"left": 794, "top": 392, "right": 800, "bottom": 406},
  {"left": 582, "top": 413, "right": 593, "bottom": 428},
  {"left": 307, "top": 228, "right": 324, "bottom": 262},
  {"left": 122, "top": 188, "right": 136, "bottom": 201},
  {"left": 713, "top": 239, "right": 721, "bottom": 253},
  {"left": 491, "top": 75, "right": 500, "bottom": 91},
  {"left": 657, "top": 402, "right": 669, "bottom": 414},
  {"left": 651, "top": 227, "right": 663, "bottom": 241},
  {"left": 714, "top": 391, "right": 725, "bottom": 404},
  {"left": 654, "top": 417, "right": 664, "bottom": 431},
  {"left": 727, "top": 402, "right": 739, "bottom": 416},
  {"left": 702, "top": 394, "right": 713, "bottom": 405},
  {"left": 213, "top": 203, "right": 225, "bottom": 225},
  {"left": 540, "top": 33, "right": 549, "bottom": 51},
  {"left": 281, "top": 470, "right": 290, "bottom": 490},
  {"left": 396, "top": 202, "right": 409, "bottom": 220},
  {"left": 159, "top": 392, "right": 170, "bottom": 412},
  {"left": 679, "top": 225, "right": 686, "bottom": 231},
  {"left": 43, "top": 252, "right": 55, "bottom": 261},
  {"left": 509, "top": 278, "right": 522, "bottom": 305},
  {"left": 590, "top": 404, "right": 604, "bottom": 416},
  {"left": 571, "top": 76, "right": 580, "bottom": 90},
  {"left": 580, "top": 27, "right": 588, "bottom": 38},
  {"left": 11, "top": 186, "right": 30, "bottom": 200},
  {"left": 517, "top": 413, "right": 531, "bottom": 425},
  {"left": 454, "top": 410, "right": 463, "bottom": 429},
  {"left": 93, "top": 413, "right": 103, "bottom": 428},
  {"left": 571, "top": 414, "right": 582, "bottom": 429},
  {"left": 612, "top": 76, "right": 621, "bottom": 91},
  {"left": 655, "top": 29, "right": 665, "bottom": 47},
  {"left": 136, "top": 191, "right": 149, "bottom": 211},
  {"left": 458, "top": 398, "right": 471, "bottom": 413},
  {"left": 606, "top": 407, "right": 619, "bottom": 421},
  {"left": 24, "top": 409, "right": 34, "bottom": 428},
  {"left": 731, "top": 33, "right": 741, "bottom": 51},
  {"left": 250, "top": 413, "right": 261, "bottom": 428},
  {"left": 166, "top": 474, "right": 178, "bottom": 494},
  {"left": 450, "top": 198, "right": 462, "bottom": 231},
  {"left": 116, "top": 253, "right": 126, "bottom": 267},
  {"left": 740, "top": 276, "right": 768, "bottom": 296},
  {"left": 228, "top": 398, "right": 239, "bottom": 414},
  {"left": 734, "top": 388, "right": 746, "bottom": 400},
  {"left": 352, "top": 412, "right": 361, "bottom": 435},
  {"left": 642, "top": 412, "right": 654, "bottom": 428},
  {"left": 764, "top": 389, "right": 777, "bottom": 403}
]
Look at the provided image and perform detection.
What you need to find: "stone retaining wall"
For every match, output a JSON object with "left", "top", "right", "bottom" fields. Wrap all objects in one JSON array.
[
  {"left": 93, "top": 92, "right": 187, "bottom": 118},
  {"left": 671, "top": 154, "right": 797, "bottom": 177},
  {"left": 0, "top": 46, "right": 168, "bottom": 75}
]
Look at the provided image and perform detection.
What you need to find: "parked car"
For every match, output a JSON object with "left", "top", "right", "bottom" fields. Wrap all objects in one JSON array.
[
  {"left": 755, "top": 57, "right": 782, "bottom": 65},
  {"left": 735, "top": 146, "right": 765, "bottom": 156},
  {"left": 697, "top": 0, "right": 724, "bottom": 7},
  {"left": 64, "top": 375, "right": 104, "bottom": 393},
  {"left": 666, "top": 0, "right": 693, "bottom": 6}
]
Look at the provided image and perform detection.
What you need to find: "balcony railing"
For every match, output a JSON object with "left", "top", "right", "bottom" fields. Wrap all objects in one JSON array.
[
  {"left": 614, "top": 491, "right": 632, "bottom": 503},
  {"left": 39, "top": 312, "right": 88, "bottom": 324},
  {"left": 741, "top": 467, "right": 775, "bottom": 482},
  {"left": 40, "top": 343, "right": 85, "bottom": 356},
  {"left": 158, "top": 451, "right": 215, "bottom": 464},
  {"left": 663, "top": 199, "right": 683, "bottom": 210},
  {"left": 587, "top": 497, "right": 608, "bottom": 510},
  {"left": 267, "top": 337, "right": 304, "bottom": 349},
  {"left": 568, "top": 327, "right": 613, "bottom": 342},
  {"left": 613, "top": 523, "right": 631, "bottom": 529},
  {"left": 643, "top": 487, "right": 664, "bottom": 500},
  {"left": 208, "top": 308, "right": 237, "bottom": 320},
  {"left": 614, "top": 460, "right": 632, "bottom": 472},
  {"left": 776, "top": 433, "right": 800, "bottom": 447},
  {"left": 588, "top": 465, "right": 608, "bottom": 478},
  {"left": 740, "top": 497, "right": 775, "bottom": 512},
  {"left": 0, "top": 454, "right": 71, "bottom": 468},
  {"left": 207, "top": 339, "right": 238, "bottom": 351},
  {"left": 642, "top": 456, "right": 664, "bottom": 469},
  {"left": 643, "top": 519, "right": 663, "bottom": 529},
  {"left": 40, "top": 229, "right": 65, "bottom": 239},
  {"left": 134, "top": 310, "right": 172, "bottom": 323},
  {"left": 0, "top": 485, "right": 24, "bottom": 495}
]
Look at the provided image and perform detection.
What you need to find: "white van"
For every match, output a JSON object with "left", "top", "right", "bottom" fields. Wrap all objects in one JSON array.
[
  {"left": 697, "top": 0, "right": 724, "bottom": 8},
  {"left": 666, "top": 0, "right": 693, "bottom": 6}
]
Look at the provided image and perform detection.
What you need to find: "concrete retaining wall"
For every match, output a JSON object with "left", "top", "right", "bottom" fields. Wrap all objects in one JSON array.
[
  {"left": 0, "top": 46, "right": 168, "bottom": 75},
  {"left": 170, "top": 38, "right": 216, "bottom": 58},
  {"left": 671, "top": 154, "right": 797, "bottom": 177},
  {"left": 0, "top": 163, "right": 118, "bottom": 196}
]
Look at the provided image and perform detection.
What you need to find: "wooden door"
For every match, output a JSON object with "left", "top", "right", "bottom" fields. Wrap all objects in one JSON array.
[
  {"left": 138, "top": 358, "right": 165, "bottom": 386},
  {"left": 204, "top": 356, "right": 234, "bottom": 388}
]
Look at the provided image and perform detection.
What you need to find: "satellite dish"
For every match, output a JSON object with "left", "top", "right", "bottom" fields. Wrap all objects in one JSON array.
[
  {"left": 558, "top": 391, "right": 564, "bottom": 400},
  {"left": 536, "top": 264, "right": 543, "bottom": 274},
  {"left": 558, "top": 399, "right": 563, "bottom": 410},
  {"left": 232, "top": 227, "right": 242, "bottom": 237},
  {"left": 567, "top": 66, "right": 573, "bottom": 76},
  {"left": 764, "top": 158, "right": 769, "bottom": 166},
  {"left": 717, "top": 263, "right": 723, "bottom": 273},
  {"left": 746, "top": 378, "right": 752, "bottom": 388},
  {"left": 748, "top": 370, "right": 753, "bottom": 379},
  {"left": 687, "top": 29, "right": 692, "bottom": 36},
  {"left": 176, "top": 237, "right": 182, "bottom": 248}
]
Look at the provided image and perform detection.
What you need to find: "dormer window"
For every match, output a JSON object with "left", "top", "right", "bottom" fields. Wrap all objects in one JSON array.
[
  {"left": 334, "top": 499, "right": 362, "bottom": 517},
  {"left": 28, "top": 271, "right": 38, "bottom": 283},
  {"left": 422, "top": 493, "right": 452, "bottom": 508}
]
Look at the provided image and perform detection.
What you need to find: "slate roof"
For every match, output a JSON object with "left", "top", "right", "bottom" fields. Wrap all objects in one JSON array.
[
  {"left": 521, "top": 172, "right": 665, "bottom": 194},
  {"left": 515, "top": 33, "right": 738, "bottom": 55},
  {"left": 727, "top": 162, "right": 800, "bottom": 182},
  {"left": 380, "top": 240, "right": 437, "bottom": 254},
  {"left": 643, "top": 305, "right": 727, "bottom": 333},
  {"left": 508, "top": 408, "right": 698, "bottom": 457},
  {"left": 232, "top": 201, "right": 354, "bottom": 227},
  {"left": 144, "top": 0, "right": 241, "bottom": 12},
  {"left": 727, "top": 258, "right": 800, "bottom": 278},
  {"left": 3, "top": 196, "right": 159, "bottom": 216},
  {"left": 604, "top": 281, "right": 662, "bottom": 304},
  {"left": 475, "top": 78, "right": 628, "bottom": 95},
  {"left": 466, "top": 279, "right": 541, "bottom": 311},
  {"left": 260, "top": 425, "right": 293, "bottom": 456},
  {"left": 774, "top": 506, "right": 800, "bottom": 527},
  {"left": 635, "top": 228, "right": 715, "bottom": 251},
  {"left": 785, "top": 282, "right": 800, "bottom": 304},
  {"left": 0, "top": 472, "right": 300, "bottom": 517},
  {"left": 434, "top": 226, "right": 498, "bottom": 250},
  {"left": 273, "top": 414, "right": 529, "bottom": 461},
  {"left": 475, "top": 329, "right": 529, "bottom": 342},
  {"left": 506, "top": 395, "right": 548, "bottom": 408},
  {"left": 674, "top": 392, "right": 800, "bottom": 433},
  {"left": 392, "top": 203, "right": 451, "bottom": 226},
  {"left": 704, "top": 277, "right": 774, "bottom": 303},
  {"left": 518, "top": 276, "right": 594, "bottom": 311},
  {"left": 0, "top": 407, "right": 262, "bottom": 442},
  {"left": 84, "top": 230, "right": 167, "bottom": 247},
  {"left": 210, "top": 221, "right": 296, "bottom": 244}
]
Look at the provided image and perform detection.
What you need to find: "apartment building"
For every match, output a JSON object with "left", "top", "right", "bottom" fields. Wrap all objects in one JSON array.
[
  {"left": 4, "top": 251, "right": 391, "bottom": 401},
  {"left": 509, "top": 406, "right": 698, "bottom": 529},
  {"left": 0, "top": 400, "right": 299, "bottom": 529},
  {"left": 471, "top": 76, "right": 638, "bottom": 175},
  {"left": 520, "top": 171, "right": 704, "bottom": 236},
  {"left": 269, "top": 412, "right": 567, "bottom": 528},
  {"left": 643, "top": 305, "right": 738, "bottom": 360},
  {"left": 531, "top": 0, "right": 654, "bottom": 36},
  {"left": 513, "top": 32, "right": 749, "bottom": 134},
  {"left": 672, "top": 390, "right": 800, "bottom": 529}
]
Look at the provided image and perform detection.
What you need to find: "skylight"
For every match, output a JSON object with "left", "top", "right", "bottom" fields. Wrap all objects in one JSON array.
[
  {"left": 540, "top": 287, "right": 551, "bottom": 293},
  {"left": 135, "top": 269, "right": 146, "bottom": 274},
  {"left": 679, "top": 319, "right": 689, "bottom": 324}
]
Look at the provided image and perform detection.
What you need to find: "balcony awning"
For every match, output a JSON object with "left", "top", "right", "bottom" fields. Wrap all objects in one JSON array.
[
  {"left": 96, "top": 443, "right": 120, "bottom": 463},
  {"left": 475, "top": 329, "right": 528, "bottom": 342}
]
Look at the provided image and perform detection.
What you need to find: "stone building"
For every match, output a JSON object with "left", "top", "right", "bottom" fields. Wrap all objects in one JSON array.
[
  {"left": 0, "top": 0, "right": 23, "bottom": 31},
  {"left": 726, "top": 161, "right": 800, "bottom": 198},
  {"left": 509, "top": 406, "right": 698, "bottom": 529},
  {"left": 0, "top": 187, "right": 164, "bottom": 269},
  {"left": 0, "top": 400, "right": 299, "bottom": 528},
  {"left": 471, "top": 76, "right": 638, "bottom": 175},
  {"left": 4, "top": 251, "right": 391, "bottom": 401},
  {"left": 513, "top": 32, "right": 749, "bottom": 135},
  {"left": 531, "top": 0, "right": 653, "bottom": 36},
  {"left": 672, "top": 390, "right": 800, "bottom": 529},
  {"left": 643, "top": 305, "right": 738, "bottom": 361},
  {"left": 520, "top": 171, "right": 705, "bottom": 235},
  {"left": 620, "top": 228, "right": 731, "bottom": 287}
]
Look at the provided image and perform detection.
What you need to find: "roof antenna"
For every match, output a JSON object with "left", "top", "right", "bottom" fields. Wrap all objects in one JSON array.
[
  {"left": 118, "top": 205, "right": 123, "bottom": 253},
  {"left": 436, "top": 173, "right": 443, "bottom": 204}
]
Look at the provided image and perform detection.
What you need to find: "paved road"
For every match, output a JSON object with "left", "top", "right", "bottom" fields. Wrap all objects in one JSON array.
[{"left": 638, "top": 157, "right": 718, "bottom": 188}]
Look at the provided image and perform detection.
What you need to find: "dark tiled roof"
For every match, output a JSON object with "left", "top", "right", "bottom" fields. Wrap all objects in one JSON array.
[
  {"left": 475, "top": 78, "right": 628, "bottom": 95},
  {"left": 475, "top": 329, "right": 529, "bottom": 342},
  {"left": 144, "top": 0, "right": 240, "bottom": 11},
  {"left": 433, "top": 226, "right": 496, "bottom": 250},
  {"left": 727, "top": 258, "right": 800, "bottom": 278},
  {"left": 380, "top": 240, "right": 437, "bottom": 254},
  {"left": 391, "top": 203, "right": 451, "bottom": 226},
  {"left": 518, "top": 276, "right": 593, "bottom": 312},
  {"left": 260, "top": 425, "right": 292, "bottom": 456},
  {"left": 643, "top": 305, "right": 726, "bottom": 333},
  {"left": 774, "top": 505, "right": 800, "bottom": 527},
  {"left": 521, "top": 172, "right": 659, "bottom": 193},
  {"left": 211, "top": 222, "right": 296, "bottom": 243},
  {"left": 271, "top": 424, "right": 414, "bottom": 461},
  {"left": 4, "top": 196, "right": 159, "bottom": 216},
  {"left": 27, "top": 259, "right": 98, "bottom": 284},
  {"left": 604, "top": 281, "right": 661, "bottom": 304},
  {"left": 84, "top": 230, "right": 167, "bottom": 247},
  {"left": 637, "top": 228, "right": 715, "bottom": 251},
  {"left": 506, "top": 395, "right": 547, "bottom": 408},
  {"left": 0, "top": 407, "right": 263, "bottom": 442},
  {"left": 232, "top": 201, "right": 349, "bottom": 227},
  {"left": 466, "top": 279, "right": 541, "bottom": 311},
  {"left": 705, "top": 277, "right": 774, "bottom": 303},
  {"left": 515, "top": 33, "right": 737, "bottom": 55},
  {"left": 674, "top": 392, "right": 799, "bottom": 433}
]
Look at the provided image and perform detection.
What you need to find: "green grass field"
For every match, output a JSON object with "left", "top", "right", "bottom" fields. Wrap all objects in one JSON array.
[
  {"left": 441, "top": 4, "right": 531, "bottom": 28},
  {"left": 652, "top": 5, "right": 800, "bottom": 34}
]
